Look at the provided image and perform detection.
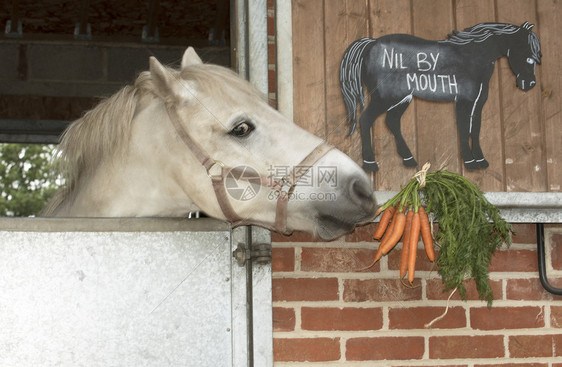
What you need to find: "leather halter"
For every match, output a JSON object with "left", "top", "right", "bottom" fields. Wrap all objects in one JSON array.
[{"left": 166, "top": 103, "right": 334, "bottom": 234}]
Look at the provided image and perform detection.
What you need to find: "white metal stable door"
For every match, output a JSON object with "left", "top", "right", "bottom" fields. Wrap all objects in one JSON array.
[{"left": 0, "top": 218, "right": 272, "bottom": 367}]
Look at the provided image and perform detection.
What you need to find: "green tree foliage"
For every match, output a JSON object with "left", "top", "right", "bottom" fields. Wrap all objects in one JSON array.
[{"left": 0, "top": 144, "right": 61, "bottom": 217}]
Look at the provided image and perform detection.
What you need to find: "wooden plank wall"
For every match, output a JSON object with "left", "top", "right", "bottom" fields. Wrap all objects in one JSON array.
[{"left": 291, "top": 0, "right": 560, "bottom": 192}]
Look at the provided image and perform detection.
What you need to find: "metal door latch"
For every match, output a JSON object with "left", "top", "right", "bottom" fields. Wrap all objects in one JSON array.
[{"left": 233, "top": 243, "right": 272, "bottom": 266}]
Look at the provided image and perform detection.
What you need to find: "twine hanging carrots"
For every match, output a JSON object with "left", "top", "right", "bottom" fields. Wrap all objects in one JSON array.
[{"left": 364, "top": 163, "right": 512, "bottom": 307}]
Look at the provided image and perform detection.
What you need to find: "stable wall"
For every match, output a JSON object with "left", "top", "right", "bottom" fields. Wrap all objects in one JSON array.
[{"left": 270, "top": 0, "right": 562, "bottom": 365}]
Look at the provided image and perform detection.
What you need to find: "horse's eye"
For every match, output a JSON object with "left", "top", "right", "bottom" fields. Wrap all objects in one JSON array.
[
  {"left": 526, "top": 57, "right": 535, "bottom": 64},
  {"left": 230, "top": 121, "right": 254, "bottom": 137}
]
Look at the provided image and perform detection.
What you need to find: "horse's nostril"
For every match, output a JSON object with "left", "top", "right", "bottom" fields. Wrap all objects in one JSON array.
[
  {"left": 349, "top": 177, "right": 377, "bottom": 217},
  {"left": 350, "top": 177, "right": 375, "bottom": 203}
]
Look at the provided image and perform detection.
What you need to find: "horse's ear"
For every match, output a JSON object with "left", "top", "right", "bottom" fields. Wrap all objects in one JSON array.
[
  {"left": 181, "top": 47, "right": 203, "bottom": 69},
  {"left": 149, "top": 56, "right": 172, "bottom": 96},
  {"left": 149, "top": 56, "right": 193, "bottom": 101}
]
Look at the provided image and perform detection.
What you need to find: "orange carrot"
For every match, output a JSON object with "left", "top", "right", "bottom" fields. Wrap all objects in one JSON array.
[
  {"left": 419, "top": 206, "right": 435, "bottom": 261},
  {"left": 360, "top": 205, "right": 400, "bottom": 271},
  {"left": 373, "top": 205, "right": 395, "bottom": 240},
  {"left": 380, "top": 210, "right": 406, "bottom": 254},
  {"left": 400, "top": 210, "right": 414, "bottom": 278},
  {"left": 407, "top": 211, "right": 421, "bottom": 283},
  {"left": 373, "top": 207, "right": 401, "bottom": 259},
  {"left": 359, "top": 210, "right": 406, "bottom": 270},
  {"left": 377, "top": 205, "right": 399, "bottom": 245}
]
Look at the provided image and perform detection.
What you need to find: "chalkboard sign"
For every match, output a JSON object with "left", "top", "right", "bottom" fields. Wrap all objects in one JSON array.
[{"left": 340, "top": 22, "right": 542, "bottom": 172}]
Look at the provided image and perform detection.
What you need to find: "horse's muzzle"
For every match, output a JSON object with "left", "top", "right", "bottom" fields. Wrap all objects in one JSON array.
[
  {"left": 313, "top": 174, "right": 377, "bottom": 240},
  {"left": 517, "top": 77, "right": 536, "bottom": 91}
]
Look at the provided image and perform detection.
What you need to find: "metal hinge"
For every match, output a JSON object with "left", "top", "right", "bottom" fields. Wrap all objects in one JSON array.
[{"left": 233, "top": 243, "right": 272, "bottom": 266}]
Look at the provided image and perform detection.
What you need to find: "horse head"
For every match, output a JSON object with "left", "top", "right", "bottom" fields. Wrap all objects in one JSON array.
[
  {"left": 145, "top": 48, "right": 376, "bottom": 239},
  {"left": 45, "top": 47, "right": 376, "bottom": 240},
  {"left": 507, "top": 22, "right": 542, "bottom": 91}
]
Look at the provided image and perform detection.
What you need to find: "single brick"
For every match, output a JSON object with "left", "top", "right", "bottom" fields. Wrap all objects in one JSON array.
[
  {"left": 489, "top": 249, "right": 538, "bottom": 272},
  {"left": 301, "top": 247, "right": 378, "bottom": 273},
  {"left": 552, "top": 306, "right": 562, "bottom": 328},
  {"left": 475, "top": 363, "right": 548, "bottom": 367},
  {"left": 552, "top": 232, "right": 562, "bottom": 270},
  {"left": 273, "top": 307, "right": 295, "bottom": 332},
  {"left": 268, "top": 68, "right": 276, "bottom": 94},
  {"left": 273, "top": 337, "right": 340, "bottom": 362},
  {"left": 272, "top": 247, "right": 294, "bottom": 272},
  {"left": 301, "top": 307, "right": 383, "bottom": 331},
  {"left": 267, "top": 15, "right": 275, "bottom": 37},
  {"left": 388, "top": 306, "right": 466, "bottom": 329},
  {"left": 426, "top": 278, "right": 502, "bottom": 301},
  {"left": 509, "top": 334, "right": 556, "bottom": 358},
  {"left": 470, "top": 306, "right": 544, "bottom": 330},
  {"left": 346, "top": 336, "right": 424, "bottom": 361},
  {"left": 345, "top": 222, "right": 377, "bottom": 242},
  {"left": 343, "top": 278, "right": 422, "bottom": 302},
  {"left": 429, "top": 335, "right": 504, "bottom": 359},
  {"left": 506, "top": 278, "right": 561, "bottom": 301},
  {"left": 271, "top": 231, "right": 316, "bottom": 242},
  {"left": 557, "top": 334, "right": 562, "bottom": 356},
  {"left": 272, "top": 277, "right": 339, "bottom": 302},
  {"left": 511, "top": 223, "right": 536, "bottom": 244}
]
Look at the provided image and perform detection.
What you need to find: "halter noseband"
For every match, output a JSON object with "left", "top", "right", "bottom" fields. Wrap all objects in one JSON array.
[{"left": 166, "top": 104, "right": 333, "bottom": 234}]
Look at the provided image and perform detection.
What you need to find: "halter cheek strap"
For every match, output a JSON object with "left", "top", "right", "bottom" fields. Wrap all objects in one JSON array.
[
  {"left": 165, "top": 103, "right": 333, "bottom": 234},
  {"left": 271, "top": 143, "right": 333, "bottom": 233},
  {"left": 166, "top": 104, "right": 241, "bottom": 221}
]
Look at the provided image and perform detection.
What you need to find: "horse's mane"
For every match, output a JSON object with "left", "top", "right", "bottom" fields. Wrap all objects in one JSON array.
[
  {"left": 43, "top": 81, "right": 149, "bottom": 215},
  {"left": 444, "top": 23, "right": 522, "bottom": 45},
  {"left": 443, "top": 22, "right": 541, "bottom": 62},
  {"left": 43, "top": 62, "right": 262, "bottom": 215}
]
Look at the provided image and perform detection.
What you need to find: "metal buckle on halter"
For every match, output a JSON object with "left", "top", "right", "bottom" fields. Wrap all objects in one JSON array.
[
  {"left": 206, "top": 160, "right": 225, "bottom": 181},
  {"left": 277, "top": 176, "right": 296, "bottom": 200}
]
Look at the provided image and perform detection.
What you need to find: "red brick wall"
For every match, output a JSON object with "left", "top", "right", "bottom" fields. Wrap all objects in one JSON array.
[{"left": 271, "top": 223, "right": 562, "bottom": 365}]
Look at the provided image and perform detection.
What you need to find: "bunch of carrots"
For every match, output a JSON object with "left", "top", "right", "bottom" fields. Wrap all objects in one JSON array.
[
  {"left": 365, "top": 164, "right": 513, "bottom": 307},
  {"left": 372, "top": 204, "right": 434, "bottom": 284},
  {"left": 368, "top": 177, "right": 434, "bottom": 284}
]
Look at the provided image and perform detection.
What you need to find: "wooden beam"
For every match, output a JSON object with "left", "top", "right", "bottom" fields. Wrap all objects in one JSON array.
[{"left": 0, "top": 119, "right": 70, "bottom": 144}]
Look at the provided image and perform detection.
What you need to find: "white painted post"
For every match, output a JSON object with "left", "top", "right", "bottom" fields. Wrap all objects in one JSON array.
[
  {"left": 275, "top": 0, "right": 294, "bottom": 120},
  {"left": 247, "top": 0, "right": 269, "bottom": 96}
]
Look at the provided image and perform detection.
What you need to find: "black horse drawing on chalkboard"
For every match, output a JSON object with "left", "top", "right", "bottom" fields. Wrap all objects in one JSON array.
[{"left": 340, "top": 22, "right": 542, "bottom": 171}]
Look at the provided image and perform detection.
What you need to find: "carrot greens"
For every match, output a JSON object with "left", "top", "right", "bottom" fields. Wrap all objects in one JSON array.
[{"left": 423, "top": 170, "right": 512, "bottom": 307}]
